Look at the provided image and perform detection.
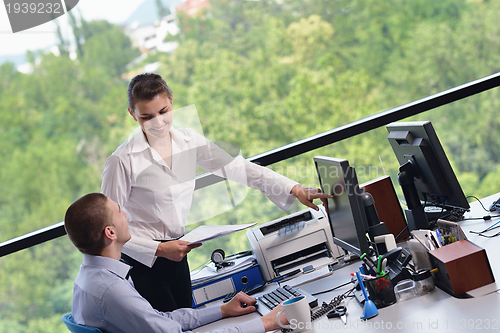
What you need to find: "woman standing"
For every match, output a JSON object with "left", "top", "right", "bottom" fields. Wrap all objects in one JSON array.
[{"left": 101, "top": 73, "right": 330, "bottom": 311}]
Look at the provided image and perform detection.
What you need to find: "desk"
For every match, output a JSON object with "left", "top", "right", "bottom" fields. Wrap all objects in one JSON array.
[{"left": 195, "top": 194, "right": 500, "bottom": 332}]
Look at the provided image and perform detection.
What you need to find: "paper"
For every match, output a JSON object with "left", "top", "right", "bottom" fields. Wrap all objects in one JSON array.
[
  {"left": 286, "top": 265, "right": 332, "bottom": 287},
  {"left": 180, "top": 223, "right": 257, "bottom": 245},
  {"left": 191, "top": 255, "right": 257, "bottom": 285}
]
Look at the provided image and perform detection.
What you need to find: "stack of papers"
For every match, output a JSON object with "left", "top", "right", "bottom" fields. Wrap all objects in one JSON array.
[
  {"left": 286, "top": 265, "right": 333, "bottom": 287},
  {"left": 180, "top": 223, "right": 257, "bottom": 245},
  {"left": 190, "top": 255, "right": 257, "bottom": 286}
]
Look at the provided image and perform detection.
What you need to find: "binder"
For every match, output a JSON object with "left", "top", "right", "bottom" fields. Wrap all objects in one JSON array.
[{"left": 192, "top": 263, "right": 263, "bottom": 307}]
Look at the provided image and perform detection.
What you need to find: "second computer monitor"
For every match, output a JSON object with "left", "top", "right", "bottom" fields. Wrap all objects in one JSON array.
[
  {"left": 314, "top": 156, "right": 371, "bottom": 257},
  {"left": 387, "top": 121, "right": 470, "bottom": 212}
]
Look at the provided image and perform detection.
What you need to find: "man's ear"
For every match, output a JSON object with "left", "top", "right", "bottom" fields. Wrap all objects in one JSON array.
[
  {"left": 128, "top": 108, "right": 137, "bottom": 121},
  {"left": 104, "top": 225, "right": 117, "bottom": 241}
]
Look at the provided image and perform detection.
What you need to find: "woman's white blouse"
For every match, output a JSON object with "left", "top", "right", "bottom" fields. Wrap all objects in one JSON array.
[{"left": 101, "top": 127, "right": 298, "bottom": 267}]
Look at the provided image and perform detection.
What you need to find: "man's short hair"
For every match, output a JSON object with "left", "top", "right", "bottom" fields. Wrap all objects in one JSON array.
[{"left": 64, "top": 193, "right": 113, "bottom": 255}]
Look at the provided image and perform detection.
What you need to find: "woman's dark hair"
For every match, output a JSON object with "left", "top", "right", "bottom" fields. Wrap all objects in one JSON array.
[{"left": 127, "top": 73, "right": 173, "bottom": 111}]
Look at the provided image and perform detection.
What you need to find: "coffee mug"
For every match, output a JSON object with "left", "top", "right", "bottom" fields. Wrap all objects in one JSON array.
[{"left": 276, "top": 295, "right": 311, "bottom": 332}]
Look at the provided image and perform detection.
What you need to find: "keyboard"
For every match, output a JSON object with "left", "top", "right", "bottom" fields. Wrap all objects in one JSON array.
[
  {"left": 222, "top": 281, "right": 266, "bottom": 303},
  {"left": 254, "top": 285, "right": 318, "bottom": 316}
]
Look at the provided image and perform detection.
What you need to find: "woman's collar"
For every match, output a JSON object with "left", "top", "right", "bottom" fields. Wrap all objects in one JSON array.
[{"left": 129, "top": 126, "right": 192, "bottom": 154}]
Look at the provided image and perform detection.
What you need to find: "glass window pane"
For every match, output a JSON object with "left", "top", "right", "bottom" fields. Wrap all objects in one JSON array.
[
  {"left": 2, "top": 1, "right": 500, "bottom": 331},
  {"left": 0, "top": 237, "right": 80, "bottom": 332}
]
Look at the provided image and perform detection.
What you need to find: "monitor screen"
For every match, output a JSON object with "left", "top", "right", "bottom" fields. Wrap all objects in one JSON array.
[
  {"left": 314, "top": 156, "right": 371, "bottom": 257},
  {"left": 386, "top": 121, "right": 469, "bottom": 212}
]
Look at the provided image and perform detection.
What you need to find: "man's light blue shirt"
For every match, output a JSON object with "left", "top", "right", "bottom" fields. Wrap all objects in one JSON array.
[{"left": 72, "top": 254, "right": 265, "bottom": 333}]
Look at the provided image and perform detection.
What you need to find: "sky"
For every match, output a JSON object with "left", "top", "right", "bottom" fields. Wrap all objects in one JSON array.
[{"left": 0, "top": 0, "right": 146, "bottom": 57}]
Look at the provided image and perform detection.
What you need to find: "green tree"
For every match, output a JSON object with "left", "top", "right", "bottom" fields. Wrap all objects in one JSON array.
[
  {"left": 0, "top": 18, "right": 138, "bottom": 331},
  {"left": 81, "top": 21, "right": 140, "bottom": 78},
  {"left": 156, "top": 0, "right": 170, "bottom": 18},
  {"left": 3, "top": 1, "right": 500, "bottom": 330}
]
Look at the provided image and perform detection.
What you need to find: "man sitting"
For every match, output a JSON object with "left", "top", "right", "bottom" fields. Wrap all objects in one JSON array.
[{"left": 64, "top": 193, "right": 285, "bottom": 333}]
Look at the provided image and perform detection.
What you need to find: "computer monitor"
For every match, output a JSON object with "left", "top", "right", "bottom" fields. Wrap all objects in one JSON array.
[
  {"left": 314, "top": 156, "right": 371, "bottom": 257},
  {"left": 386, "top": 121, "right": 469, "bottom": 230}
]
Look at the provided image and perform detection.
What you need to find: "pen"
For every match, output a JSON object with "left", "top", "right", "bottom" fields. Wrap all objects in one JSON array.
[
  {"left": 470, "top": 219, "right": 500, "bottom": 234},
  {"left": 360, "top": 253, "right": 377, "bottom": 275},
  {"left": 430, "top": 232, "right": 440, "bottom": 249},
  {"left": 381, "top": 258, "right": 387, "bottom": 275},
  {"left": 485, "top": 220, "right": 500, "bottom": 232},
  {"left": 424, "top": 233, "right": 436, "bottom": 250},
  {"left": 376, "top": 255, "right": 387, "bottom": 277},
  {"left": 435, "top": 229, "right": 444, "bottom": 246},
  {"left": 351, "top": 273, "right": 376, "bottom": 280},
  {"left": 360, "top": 263, "right": 368, "bottom": 275},
  {"left": 377, "top": 255, "right": 383, "bottom": 275},
  {"left": 411, "top": 232, "right": 431, "bottom": 252}
]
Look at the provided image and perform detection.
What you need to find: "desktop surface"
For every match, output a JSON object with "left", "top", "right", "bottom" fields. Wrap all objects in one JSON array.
[{"left": 194, "top": 194, "right": 500, "bottom": 332}]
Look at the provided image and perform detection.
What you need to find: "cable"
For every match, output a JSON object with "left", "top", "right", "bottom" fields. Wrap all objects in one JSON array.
[
  {"left": 311, "top": 280, "right": 352, "bottom": 296},
  {"left": 310, "top": 287, "right": 355, "bottom": 320},
  {"left": 394, "top": 225, "right": 409, "bottom": 241},
  {"left": 366, "top": 239, "right": 379, "bottom": 258},
  {"left": 433, "top": 202, "right": 446, "bottom": 221},
  {"left": 470, "top": 220, "right": 500, "bottom": 234},
  {"left": 226, "top": 250, "right": 252, "bottom": 259},
  {"left": 461, "top": 215, "right": 500, "bottom": 221},
  {"left": 189, "top": 258, "right": 213, "bottom": 275},
  {"left": 281, "top": 287, "right": 355, "bottom": 333},
  {"left": 466, "top": 196, "right": 490, "bottom": 212},
  {"left": 489, "top": 196, "right": 500, "bottom": 212},
  {"left": 477, "top": 232, "right": 500, "bottom": 238},
  {"left": 422, "top": 195, "right": 467, "bottom": 222}
]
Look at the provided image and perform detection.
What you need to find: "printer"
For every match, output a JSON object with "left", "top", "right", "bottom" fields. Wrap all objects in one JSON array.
[{"left": 246, "top": 207, "right": 343, "bottom": 282}]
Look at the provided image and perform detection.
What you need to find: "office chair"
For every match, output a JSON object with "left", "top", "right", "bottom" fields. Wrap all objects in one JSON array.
[{"left": 61, "top": 313, "right": 103, "bottom": 333}]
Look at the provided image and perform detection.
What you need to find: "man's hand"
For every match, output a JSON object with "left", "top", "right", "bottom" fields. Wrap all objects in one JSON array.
[
  {"left": 260, "top": 304, "right": 288, "bottom": 331},
  {"left": 220, "top": 292, "right": 257, "bottom": 318},
  {"left": 220, "top": 293, "right": 289, "bottom": 331},
  {"left": 155, "top": 240, "right": 201, "bottom": 262},
  {"left": 290, "top": 184, "right": 332, "bottom": 211}
]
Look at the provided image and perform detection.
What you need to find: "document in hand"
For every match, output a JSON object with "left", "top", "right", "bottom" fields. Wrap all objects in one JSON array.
[{"left": 180, "top": 223, "right": 257, "bottom": 245}]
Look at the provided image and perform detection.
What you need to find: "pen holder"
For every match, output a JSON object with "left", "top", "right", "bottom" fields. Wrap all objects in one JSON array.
[{"left": 364, "top": 273, "right": 396, "bottom": 308}]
